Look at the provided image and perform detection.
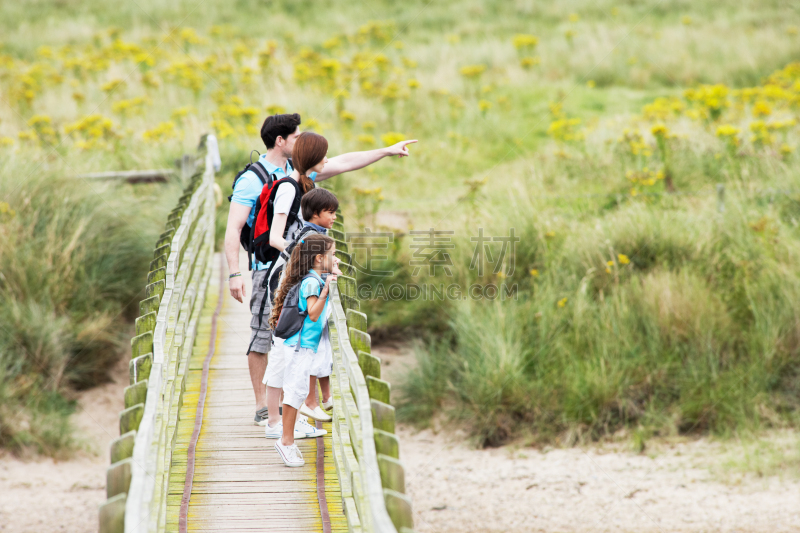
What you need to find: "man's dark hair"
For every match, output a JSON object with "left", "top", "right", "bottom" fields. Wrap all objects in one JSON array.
[
  {"left": 301, "top": 188, "right": 339, "bottom": 221},
  {"left": 260, "top": 113, "right": 301, "bottom": 149}
]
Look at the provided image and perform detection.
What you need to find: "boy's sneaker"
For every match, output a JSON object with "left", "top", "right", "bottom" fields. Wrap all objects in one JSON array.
[
  {"left": 275, "top": 441, "right": 304, "bottom": 467},
  {"left": 264, "top": 421, "right": 283, "bottom": 439},
  {"left": 311, "top": 406, "right": 332, "bottom": 422},
  {"left": 300, "top": 403, "right": 331, "bottom": 421},
  {"left": 295, "top": 416, "right": 327, "bottom": 438},
  {"left": 254, "top": 406, "right": 269, "bottom": 426},
  {"left": 264, "top": 420, "right": 314, "bottom": 440}
]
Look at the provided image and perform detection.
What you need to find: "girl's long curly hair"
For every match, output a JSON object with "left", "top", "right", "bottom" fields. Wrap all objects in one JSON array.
[{"left": 269, "top": 233, "right": 335, "bottom": 330}]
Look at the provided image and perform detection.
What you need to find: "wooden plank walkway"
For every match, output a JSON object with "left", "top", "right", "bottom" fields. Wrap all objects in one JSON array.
[{"left": 166, "top": 253, "right": 347, "bottom": 532}]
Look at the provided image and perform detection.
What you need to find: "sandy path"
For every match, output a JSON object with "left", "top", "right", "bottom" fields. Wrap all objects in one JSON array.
[
  {"left": 1, "top": 342, "right": 798, "bottom": 533},
  {"left": 0, "top": 357, "right": 127, "bottom": 533},
  {"left": 374, "top": 342, "right": 800, "bottom": 533},
  {"left": 399, "top": 426, "right": 800, "bottom": 533}
]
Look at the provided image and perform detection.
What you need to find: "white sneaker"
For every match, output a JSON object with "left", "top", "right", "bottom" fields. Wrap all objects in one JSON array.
[
  {"left": 275, "top": 441, "right": 304, "bottom": 467},
  {"left": 300, "top": 403, "right": 332, "bottom": 421},
  {"left": 311, "top": 406, "right": 332, "bottom": 422},
  {"left": 322, "top": 397, "right": 334, "bottom": 411},
  {"left": 264, "top": 421, "right": 283, "bottom": 439},
  {"left": 265, "top": 420, "right": 313, "bottom": 440},
  {"left": 295, "top": 416, "right": 327, "bottom": 438}
]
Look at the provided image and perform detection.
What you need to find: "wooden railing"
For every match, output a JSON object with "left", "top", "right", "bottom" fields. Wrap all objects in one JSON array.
[
  {"left": 329, "top": 222, "right": 416, "bottom": 533},
  {"left": 99, "top": 137, "right": 216, "bottom": 532}
]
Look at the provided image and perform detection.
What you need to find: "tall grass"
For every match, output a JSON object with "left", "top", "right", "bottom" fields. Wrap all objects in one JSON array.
[
  {"left": 0, "top": 153, "right": 176, "bottom": 455},
  {"left": 397, "top": 171, "right": 800, "bottom": 446}
]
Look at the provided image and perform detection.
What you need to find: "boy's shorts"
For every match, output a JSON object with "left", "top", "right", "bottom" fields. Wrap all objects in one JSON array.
[
  {"left": 247, "top": 270, "right": 272, "bottom": 354},
  {"left": 282, "top": 346, "right": 315, "bottom": 409},
  {"left": 263, "top": 338, "right": 287, "bottom": 388}
]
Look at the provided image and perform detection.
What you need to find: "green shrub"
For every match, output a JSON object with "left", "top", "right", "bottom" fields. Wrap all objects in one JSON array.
[{"left": 0, "top": 157, "right": 176, "bottom": 454}]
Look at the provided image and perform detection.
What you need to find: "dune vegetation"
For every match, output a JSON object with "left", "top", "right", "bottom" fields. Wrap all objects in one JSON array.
[{"left": 1, "top": 0, "right": 800, "bottom": 452}]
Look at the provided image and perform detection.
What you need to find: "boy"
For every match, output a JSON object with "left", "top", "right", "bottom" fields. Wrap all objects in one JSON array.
[{"left": 262, "top": 188, "right": 341, "bottom": 437}]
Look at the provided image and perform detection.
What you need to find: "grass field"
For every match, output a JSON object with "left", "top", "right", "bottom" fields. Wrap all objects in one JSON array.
[{"left": 1, "top": 0, "right": 800, "bottom": 452}]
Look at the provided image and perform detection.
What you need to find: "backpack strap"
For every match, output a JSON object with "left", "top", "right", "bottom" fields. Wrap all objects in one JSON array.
[{"left": 249, "top": 159, "right": 273, "bottom": 188}]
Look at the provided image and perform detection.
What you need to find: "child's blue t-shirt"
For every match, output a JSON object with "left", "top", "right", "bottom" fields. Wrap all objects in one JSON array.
[{"left": 284, "top": 270, "right": 328, "bottom": 352}]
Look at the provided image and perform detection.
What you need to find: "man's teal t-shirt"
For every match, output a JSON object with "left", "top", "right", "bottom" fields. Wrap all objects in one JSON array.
[
  {"left": 284, "top": 270, "right": 328, "bottom": 352},
  {"left": 229, "top": 154, "right": 316, "bottom": 271}
]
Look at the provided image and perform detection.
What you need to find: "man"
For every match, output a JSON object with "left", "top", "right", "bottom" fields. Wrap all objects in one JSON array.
[{"left": 224, "top": 113, "right": 416, "bottom": 425}]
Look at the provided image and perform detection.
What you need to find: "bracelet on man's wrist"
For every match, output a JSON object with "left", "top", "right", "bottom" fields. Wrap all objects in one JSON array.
[{"left": 228, "top": 272, "right": 241, "bottom": 280}]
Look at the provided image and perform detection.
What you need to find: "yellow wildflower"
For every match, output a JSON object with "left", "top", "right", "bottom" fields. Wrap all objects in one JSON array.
[
  {"left": 512, "top": 34, "right": 539, "bottom": 50},
  {"left": 381, "top": 132, "right": 405, "bottom": 146},
  {"left": 557, "top": 297, "right": 568, "bottom": 308},
  {"left": 618, "top": 254, "right": 630, "bottom": 265},
  {"left": 459, "top": 65, "right": 486, "bottom": 78}
]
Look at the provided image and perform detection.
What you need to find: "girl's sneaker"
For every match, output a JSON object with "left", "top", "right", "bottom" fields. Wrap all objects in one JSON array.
[
  {"left": 275, "top": 441, "right": 304, "bottom": 467},
  {"left": 295, "top": 416, "right": 327, "bottom": 438}
]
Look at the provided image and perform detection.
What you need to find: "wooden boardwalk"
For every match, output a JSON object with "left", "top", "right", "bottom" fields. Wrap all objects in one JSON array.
[{"left": 166, "top": 254, "right": 347, "bottom": 532}]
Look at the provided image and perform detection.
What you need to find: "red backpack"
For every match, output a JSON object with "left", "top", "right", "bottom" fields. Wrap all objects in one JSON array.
[
  {"left": 250, "top": 176, "right": 304, "bottom": 267},
  {"left": 229, "top": 155, "right": 306, "bottom": 270}
]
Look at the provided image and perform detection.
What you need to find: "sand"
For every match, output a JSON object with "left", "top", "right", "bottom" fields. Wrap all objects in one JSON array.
[
  {"left": 1, "top": 344, "right": 798, "bottom": 533},
  {"left": 0, "top": 356, "right": 127, "bottom": 533},
  {"left": 373, "top": 342, "right": 800, "bottom": 533}
]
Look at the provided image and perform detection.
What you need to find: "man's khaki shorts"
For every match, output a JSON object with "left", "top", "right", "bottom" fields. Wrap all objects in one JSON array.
[{"left": 247, "top": 269, "right": 272, "bottom": 354}]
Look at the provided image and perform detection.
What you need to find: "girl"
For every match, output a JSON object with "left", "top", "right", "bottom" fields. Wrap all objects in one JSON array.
[{"left": 269, "top": 233, "right": 337, "bottom": 467}]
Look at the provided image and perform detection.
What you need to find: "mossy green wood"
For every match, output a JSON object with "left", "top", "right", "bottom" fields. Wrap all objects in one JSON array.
[
  {"left": 145, "top": 279, "right": 165, "bottom": 300},
  {"left": 124, "top": 380, "right": 148, "bottom": 408},
  {"left": 149, "top": 253, "right": 168, "bottom": 272},
  {"left": 131, "top": 332, "right": 153, "bottom": 358},
  {"left": 153, "top": 243, "right": 170, "bottom": 259},
  {"left": 338, "top": 261, "right": 355, "bottom": 277},
  {"left": 106, "top": 458, "right": 133, "bottom": 498},
  {"left": 98, "top": 492, "right": 126, "bottom": 533},
  {"left": 358, "top": 351, "right": 381, "bottom": 379},
  {"left": 366, "top": 376, "right": 391, "bottom": 403},
  {"left": 333, "top": 219, "right": 344, "bottom": 231},
  {"left": 129, "top": 353, "right": 152, "bottom": 384},
  {"left": 374, "top": 429, "right": 400, "bottom": 459},
  {"left": 147, "top": 266, "right": 166, "bottom": 285},
  {"left": 119, "top": 403, "right": 144, "bottom": 434},
  {"left": 346, "top": 309, "right": 367, "bottom": 332},
  {"left": 371, "top": 399, "right": 396, "bottom": 434},
  {"left": 349, "top": 328, "right": 371, "bottom": 354},
  {"left": 335, "top": 249, "right": 351, "bottom": 265},
  {"left": 377, "top": 454, "right": 406, "bottom": 493},
  {"left": 342, "top": 294, "right": 360, "bottom": 311},
  {"left": 330, "top": 228, "right": 345, "bottom": 241},
  {"left": 156, "top": 230, "right": 175, "bottom": 248},
  {"left": 338, "top": 275, "right": 356, "bottom": 299},
  {"left": 110, "top": 431, "right": 136, "bottom": 463},
  {"left": 134, "top": 312, "right": 157, "bottom": 336},
  {"left": 334, "top": 238, "right": 349, "bottom": 253},
  {"left": 384, "top": 489, "right": 414, "bottom": 531},
  {"left": 139, "top": 295, "right": 160, "bottom": 316}
]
